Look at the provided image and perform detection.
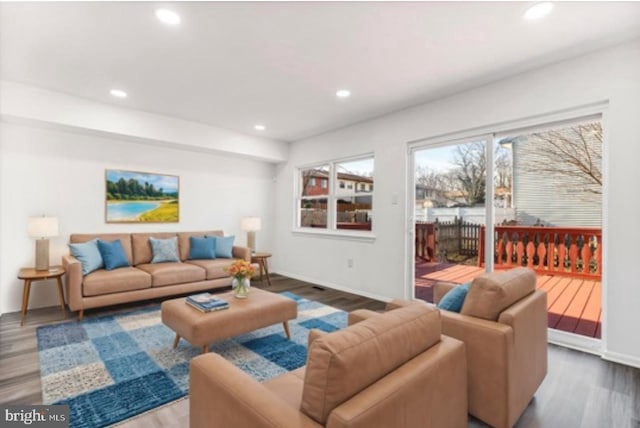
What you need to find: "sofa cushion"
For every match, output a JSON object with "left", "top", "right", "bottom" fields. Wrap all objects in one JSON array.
[
  {"left": 301, "top": 303, "right": 441, "bottom": 424},
  {"left": 70, "top": 233, "right": 133, "bottom": 265},
  {"left": 177, "top": 231, "right": 224, "bottom": 261},
  {"left": 69, "top": 239, "right": 103, "bottom": 275},
  {"left": 189, "top": 236, "right": 216, "bottom": 260},
  {"left": 150, "top": 237, "right": 180, "bottom": 263},
  {"left": 83, "top": 267, "right": 151, "bottom": 296},
  {"left": 461, "top": 267, "right": 536, "bottom": 321},
  {"left": 214, "top": 235, "right": 235, "bottom": 258},
  {"left": 97, "top": 239, "right": 131, "bottom": 271},
  {"left": 438, "top": 282, "right": 471, "bottom": 313},
  {"left": 185, "top": 259, "right": 234, "bottom": 280},
  {"left": 137, "top": 262, "right": 206, "bottom": 287},
  {"left": 131, "top": 232, "right": 177, "bottom": 266}
]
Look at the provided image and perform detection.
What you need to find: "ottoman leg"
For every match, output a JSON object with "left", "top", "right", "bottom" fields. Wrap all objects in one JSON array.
[
  {"left": 173, "top": 333, "right": 181, "bottom": 349},
  {"left": 283, "top": 321, "right": 291, "bottom": 340},
  {"left": 201, "top": 345, "right": 209, "bottom": 354}
]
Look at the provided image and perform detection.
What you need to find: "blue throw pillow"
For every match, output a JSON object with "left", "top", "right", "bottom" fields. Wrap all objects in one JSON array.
[
  {"left": 97, "top": 239, "right": 130, "bottom": 271},
  {"left": 189, "top": 236, "right": 216, "bottom": 260},
  {"left": 150, "top": 237, "right": 180, "bottom": 263},
  {"left": 437, "top": 282, "right": 471, "bottom": 313},
  {"left": 69, "top": 239, "right": 104, "bottom": 275},
  {"left": 214, "top": 235, "right": 234, "bottom": 258}
]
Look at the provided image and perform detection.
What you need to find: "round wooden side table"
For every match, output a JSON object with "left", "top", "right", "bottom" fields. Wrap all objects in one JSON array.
[
  {"left": 18, "top": 265, "right": 66, "bottom": 326},
  {"left": 251, "top": 252, "right": 273, "bottom": 286}
]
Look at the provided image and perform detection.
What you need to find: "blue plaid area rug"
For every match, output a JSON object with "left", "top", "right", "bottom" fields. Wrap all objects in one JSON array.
[{"left": 36, "top": 292, "right": 346, "bottom": 428}]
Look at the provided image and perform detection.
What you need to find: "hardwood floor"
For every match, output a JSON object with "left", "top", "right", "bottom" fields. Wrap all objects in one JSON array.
[{"left": 1, "top": 274, "right": 638, "bottom": 427}]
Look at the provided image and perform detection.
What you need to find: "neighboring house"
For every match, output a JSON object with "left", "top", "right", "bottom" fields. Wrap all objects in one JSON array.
[
  {"left": 303, "top": 169, "right": 373, "bottom": 197},
  {"left": 336, "top": 172, "right": 374, "bottom": 196},
  {"left": 302, "top": 169, "right": 330, "bottom": 196},
  {"left": 415, "top": 184, "right": 447, "bottom": 207},
  {"left": 510, "top": 124, "right": 602, "bottom": 227},
  {"left": 443, "top": 190, "right": 468, "bottom": 207}
]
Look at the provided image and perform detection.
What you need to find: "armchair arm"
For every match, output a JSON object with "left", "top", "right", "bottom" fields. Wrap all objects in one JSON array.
[
  {"left": 498, "top": 290, "right": 548, "bottom": 419},
  {"left": 347, "top": 309, "right": 381, "bottom": 326},
  {"left": 62, "top": 255, "right": 83, "bottom": 311},
  {"left": 190, "top": 353, "right": 322, "bottom": 428},
  {"left": 439, "top": 311, "right": 514, "bottom": 425},
  {"left": 433, "top": 282, "right": 458, "bottom": 305},
  {"left": 232, "top": 246, "right": 251, "bottom": 262},
  {"left": 384, "top": 299, "right": 424, "bottom": 311}
]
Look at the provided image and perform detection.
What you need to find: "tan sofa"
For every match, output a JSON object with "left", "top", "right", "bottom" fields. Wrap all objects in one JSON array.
[
  {"left": 190, "top": 303, "right": 468, "bottom": 428},
  {"left": 434, "top": 268, "right": 547, "bottom": 428},
  {"left": 62, "top": 231, "right": 250, "bottom": 319}
]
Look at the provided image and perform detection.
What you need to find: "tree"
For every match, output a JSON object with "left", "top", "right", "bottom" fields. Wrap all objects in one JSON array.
[
  {"left": 523, "top": 122, "right": 602, "bottom": 195},
  {"left": 452, "top": 142, "right": 486, "bottom": 205},
  {"left": 494, "top": 145, "right": 512, "bottom": 190}
]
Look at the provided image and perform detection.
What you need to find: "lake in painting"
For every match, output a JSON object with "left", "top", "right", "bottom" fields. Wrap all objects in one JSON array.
[{"left": 106, "top": 201, "right": 161, "bottom": 220}]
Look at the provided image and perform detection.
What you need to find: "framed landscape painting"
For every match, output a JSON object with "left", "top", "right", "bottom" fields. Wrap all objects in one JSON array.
[{"left": 105, "top": 169, "right": 179, "bottom": 223}]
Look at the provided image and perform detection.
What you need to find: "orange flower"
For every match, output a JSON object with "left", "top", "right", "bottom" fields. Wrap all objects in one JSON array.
[{"left": 225, "top": 260, "right": 256, "bottom": 280}]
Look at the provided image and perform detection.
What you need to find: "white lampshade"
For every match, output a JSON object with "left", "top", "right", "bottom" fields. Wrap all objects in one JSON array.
[
  {"left": 241, "top": 217, "right": 262, "bottom": 232},
  {"left": 28, "top": 216, "right": 59, "bottom": 238}
]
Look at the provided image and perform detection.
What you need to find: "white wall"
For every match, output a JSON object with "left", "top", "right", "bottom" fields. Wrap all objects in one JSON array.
[
  {"left": 0, "top": 122, "right": 276, "bottom": 314},
  {"left": 274, "top": 40, "right": 640, "bottom": 366}
]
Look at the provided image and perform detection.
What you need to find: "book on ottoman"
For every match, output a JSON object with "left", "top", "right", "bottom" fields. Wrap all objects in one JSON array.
[{"left": 186, "top": 293, "right": 229, "bottom": 312}]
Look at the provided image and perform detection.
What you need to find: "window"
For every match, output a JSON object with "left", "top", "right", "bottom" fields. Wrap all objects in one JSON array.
[
  {"left": 297, "top": 156, "right": 374, "bottom": 232},
  {"left": 299, "top": 166, "right": 329, "bottom": 228}
]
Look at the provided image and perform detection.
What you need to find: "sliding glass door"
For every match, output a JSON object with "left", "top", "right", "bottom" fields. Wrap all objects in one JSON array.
[
  {"left": 410, "top": 115, "right": 603, "bottom": 342},
  {"left": 412, "top": 138, "right": 490, "bottom": 303}
]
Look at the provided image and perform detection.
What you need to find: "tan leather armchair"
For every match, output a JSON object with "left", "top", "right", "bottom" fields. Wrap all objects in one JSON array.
[
  {"left": 434, "top": 268, "right": 548, "bottom": 428},
  {"left": 190, "top": 303, "right": 468, "bottom": 428}
]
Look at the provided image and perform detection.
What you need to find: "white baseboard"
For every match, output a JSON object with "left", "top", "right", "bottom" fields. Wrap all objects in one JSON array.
[
  {"left": 272, "top": 270, "right": 392, "bottom": 303},
  {"left": 601, "top": 350, "right": 640, "bottom": 369},
  {"left": 547, "top": 329, "right": 602, "bottom": 356}
]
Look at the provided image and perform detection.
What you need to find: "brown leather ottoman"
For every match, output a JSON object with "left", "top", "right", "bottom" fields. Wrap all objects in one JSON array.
[{"left": 161, "top": 288, "right": 298, "bottom": 353}]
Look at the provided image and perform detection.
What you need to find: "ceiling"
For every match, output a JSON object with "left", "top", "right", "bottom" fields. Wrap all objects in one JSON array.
[{"left": 1, "top": 2, "right": 640, "bottom": 143}]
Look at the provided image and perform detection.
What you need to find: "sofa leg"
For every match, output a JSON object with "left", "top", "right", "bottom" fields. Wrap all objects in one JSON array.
[
  {"left": 283, "top": 321, "right": 291, "bottom": 339},
  {"left": 173, "top": 334, "right": 181, "bottom": 349},
  {"left": 201, "top": 345, "right": 208, "bottom": 354},
  {"left": 78, "top": 310, "right": 84, "bottom": 321}
]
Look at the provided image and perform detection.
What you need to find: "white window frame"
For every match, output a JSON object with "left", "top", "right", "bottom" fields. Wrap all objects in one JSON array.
[{"left": 294, "top": 154, "right": 375, "bottom": 241}]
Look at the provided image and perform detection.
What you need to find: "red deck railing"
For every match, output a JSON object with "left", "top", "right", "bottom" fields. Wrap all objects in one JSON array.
[
  {"left": 415, "top": 222, "right": 602, "bottom": 280},
  {"left": 479, "top": 225, "right": 602, "bottom": 280}
]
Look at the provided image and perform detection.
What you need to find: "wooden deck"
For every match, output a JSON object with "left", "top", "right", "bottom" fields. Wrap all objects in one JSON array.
[{"left": 415, "top": 261, "right": 602, "bottom": 339}]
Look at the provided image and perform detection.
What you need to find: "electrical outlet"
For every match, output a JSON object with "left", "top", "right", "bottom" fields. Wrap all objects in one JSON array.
[{"left": 347, "top": 258, "right": 353, "bottom": 268}]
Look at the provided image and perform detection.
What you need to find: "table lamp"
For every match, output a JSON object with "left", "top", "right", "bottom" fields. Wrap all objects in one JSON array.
[
  {"left": 241, "top": 217, "right": 261, "bottom": 254},
  {"left": 28, "top": 216, "right": 59, "bottom": 271}
]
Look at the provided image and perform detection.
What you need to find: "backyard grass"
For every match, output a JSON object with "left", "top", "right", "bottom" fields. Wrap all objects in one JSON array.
[{"left": 138, "top": 200, "right": 179, "bottom": 222}]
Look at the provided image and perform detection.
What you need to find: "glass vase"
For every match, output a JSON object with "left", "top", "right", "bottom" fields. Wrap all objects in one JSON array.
[{"left": 232, "top": 276, "right": 250, "bottom": 299}]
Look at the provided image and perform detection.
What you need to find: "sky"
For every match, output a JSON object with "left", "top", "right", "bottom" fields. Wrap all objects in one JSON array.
[
  {"left": 106, "top": 169, "right": 179, "bottom": 192},
  {"left": 415, "top": 145, "right": 462, "bottom": 172}
]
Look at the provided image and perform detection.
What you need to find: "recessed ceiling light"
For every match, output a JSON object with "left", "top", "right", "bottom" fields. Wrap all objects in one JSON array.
[
  {"left": 523, "top": 2, "right": 554, "bottom": 20},
  {"left": 254, "top": 124, "right": 266, "bottom": 131},
  {"left": 155, "top": 9, "right": 181, "bottom": 25},
  {"left": 110, "top": 89, "right": 128, "bottom": 98},
  {"left": 336, "top": 89, "right": 351, "bottom": 98}
]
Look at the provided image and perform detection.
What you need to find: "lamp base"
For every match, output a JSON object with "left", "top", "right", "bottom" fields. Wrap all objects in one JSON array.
[
  {"left": 35, "top": 239, "right": 50, "bottom": 271},
  {"left": 247, "top": 231, "right": 256, "bottom": 253}
]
